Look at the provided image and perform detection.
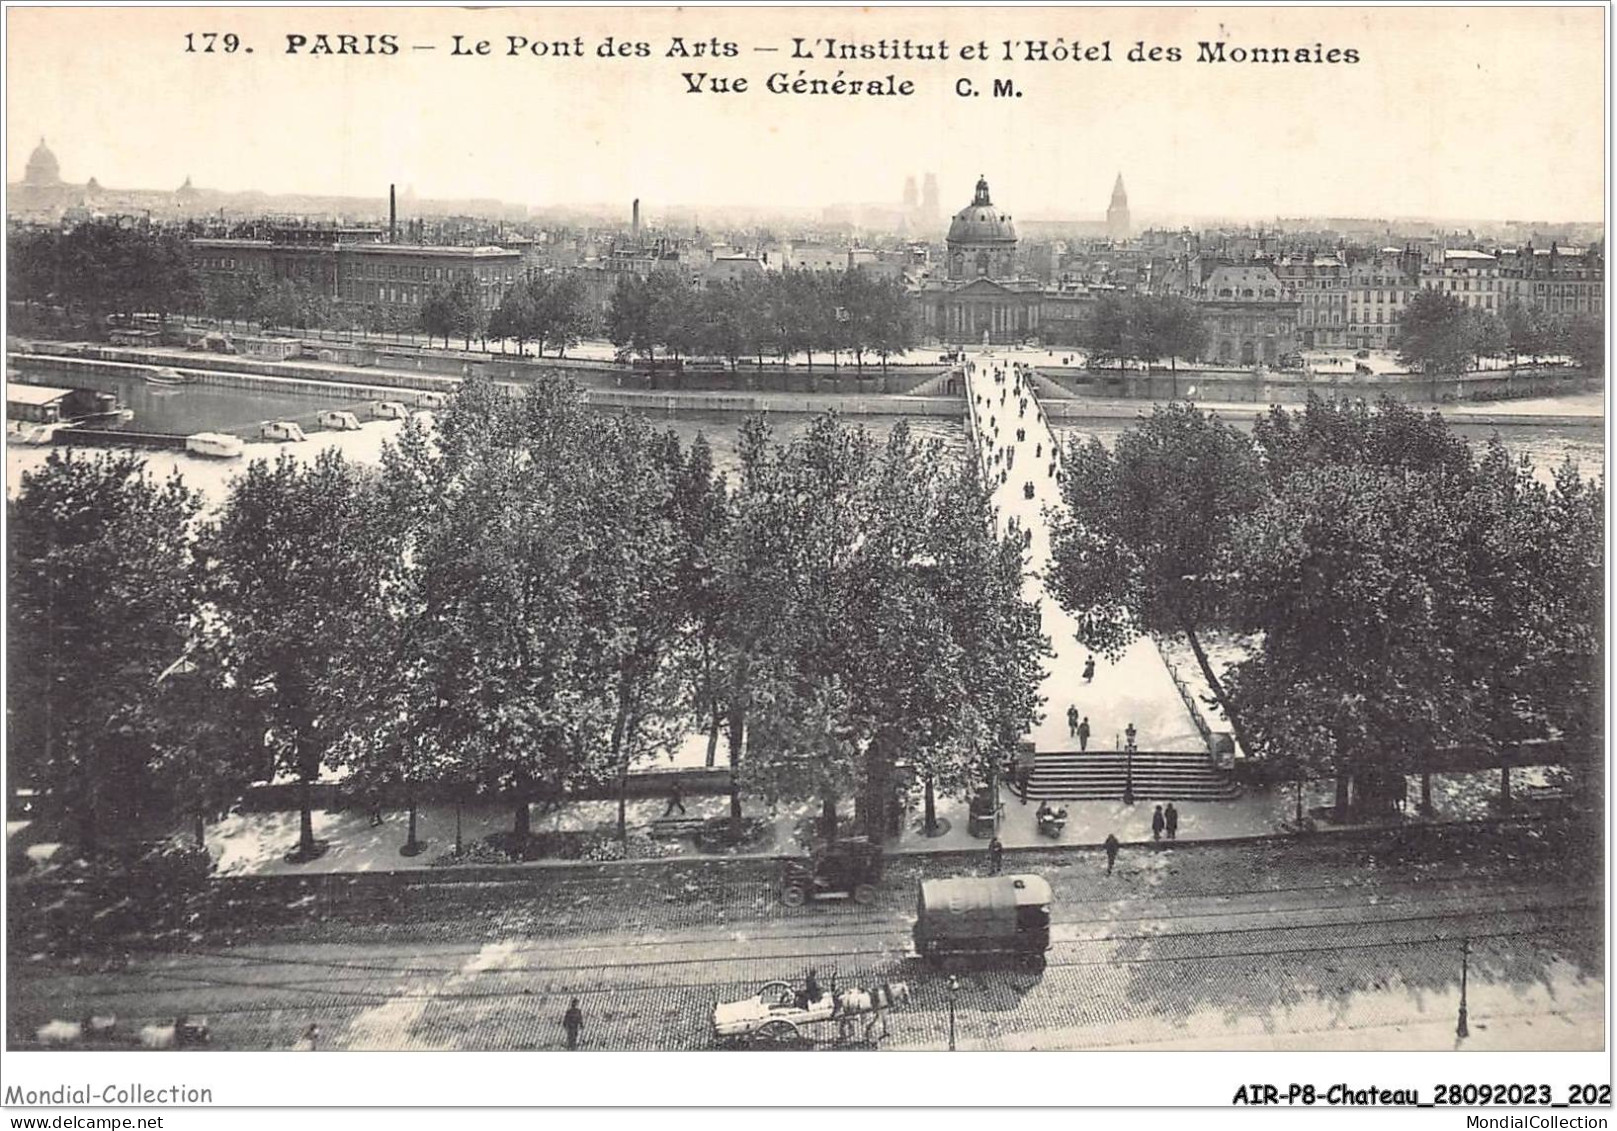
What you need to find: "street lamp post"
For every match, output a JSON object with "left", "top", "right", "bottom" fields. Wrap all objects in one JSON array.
[
  {"left": 947, "top": 974, "right": 960, "bottom": 1051},
  {"left": 1123, "top": 732, "right": 1136, "bottom": 807},
  {"left": 1456, "top": 938, "right": 1470, "bottom": 1040}
]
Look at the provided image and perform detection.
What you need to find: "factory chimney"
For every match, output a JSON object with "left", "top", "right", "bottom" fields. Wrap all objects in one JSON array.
[
  {"left": 632, "top": 198, "right": 641, "bottom": 240},
  {"left": 389, "top": 184, "right": 397, "bottom": 243}
]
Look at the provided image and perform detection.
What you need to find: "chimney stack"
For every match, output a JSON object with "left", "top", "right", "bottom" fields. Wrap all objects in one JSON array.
[
  {"left": 389, "top": 184, "right": 397, "bottom": 243},
  {"left": 632, "top": 198, "right": 641, "bottom": 240}
]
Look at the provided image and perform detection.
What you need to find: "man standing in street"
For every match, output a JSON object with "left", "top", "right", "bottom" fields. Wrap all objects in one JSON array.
[
  {"left": 1164, "top": 802, "right": 1179, "bottom": 841},
  {"left": 1151, "top": 805, "right": 1165, "bottom": 842},
  {"left": 1077, "top": 716, "right": 1090, "bottom": 752},
  {"left": 1067, "top": 704, "right": 1079, "bottom": 738},
  {"left": 563, "top": 998, "right": 584, "bottom": 1050},
  {"left": 1103, "top": 833, "right": 1120, "bottom": 874},
  {"left": 988, "top": 837, "right": 1004, "bottom": 875}
]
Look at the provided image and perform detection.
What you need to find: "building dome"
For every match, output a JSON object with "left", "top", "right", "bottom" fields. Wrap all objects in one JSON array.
[
  {"left": 946, "top": 176, "right": 1017, "bottom": 245},
  {"left": 25, "top": 138, "right": 61, "bottom": 186}
]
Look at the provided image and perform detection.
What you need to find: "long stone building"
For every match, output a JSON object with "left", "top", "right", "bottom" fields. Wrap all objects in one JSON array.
[{"left": 190, "top": 226, "right": 523, "bottom": 318}]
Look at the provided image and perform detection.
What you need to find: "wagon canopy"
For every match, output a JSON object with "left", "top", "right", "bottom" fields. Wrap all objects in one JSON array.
[{"left": 917, "top": 874, "right": 1051, "bottom": 937}]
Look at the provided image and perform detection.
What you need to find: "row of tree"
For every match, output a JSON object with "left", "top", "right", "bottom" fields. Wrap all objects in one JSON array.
[
  {"left": 1048, "top": 396, "right": 1603, "bottom": 818},
  {"left": 1082, "top": 293, "right": 1210, "bottom": 371},
  {"left": 8, "top": 381, "right": 1047, "bottom": 860},
  {"left": 1398, "top": 290, "right": 1604, "bottom": 378},
  {"left": 8, "top": 222, "right": 199, "bottom": 326},
  {"left": 607, "top": 268, "right": 918, "bottom": 372}
]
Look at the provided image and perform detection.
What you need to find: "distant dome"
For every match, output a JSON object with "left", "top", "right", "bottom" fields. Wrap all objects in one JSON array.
[
  {"left": 946, "top": 176, "right": 1017, "bottom": 245},
  {"left": 25, "top": 138, "right": 61, "bottom": 186}
]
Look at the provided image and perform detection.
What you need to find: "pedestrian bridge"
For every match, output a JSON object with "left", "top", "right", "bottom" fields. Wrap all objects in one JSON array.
[{"left": 960, "top": 352, "right": 1233, "bottom": 801}]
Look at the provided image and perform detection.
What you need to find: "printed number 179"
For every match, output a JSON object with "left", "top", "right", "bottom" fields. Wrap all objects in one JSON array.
[{"left": 185, "top": 33, "right": 242, "bottom": 53}]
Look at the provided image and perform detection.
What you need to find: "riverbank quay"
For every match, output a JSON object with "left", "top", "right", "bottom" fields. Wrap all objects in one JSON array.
[
  {"left": 10, "top": 336, "right": 949, "bottom": 397},
  {"left": 11, "top": 343, "right": 1602, "bottom": 430}
]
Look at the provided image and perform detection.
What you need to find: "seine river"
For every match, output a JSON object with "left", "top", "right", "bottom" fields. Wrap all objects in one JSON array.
[{"left": 6, "top": 365, "right": 1603, "bottom": 504}]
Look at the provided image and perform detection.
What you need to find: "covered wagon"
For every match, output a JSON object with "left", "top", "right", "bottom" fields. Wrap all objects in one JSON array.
[{"left": 912, "top": 874, "right": 1052, "bottom": 968}]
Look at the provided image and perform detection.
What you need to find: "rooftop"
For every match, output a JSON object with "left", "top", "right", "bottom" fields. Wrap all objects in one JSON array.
[
  {"left": 6, "top": 382, "right": 73, "bottom": 406},
  {"left": 190, "top": 238, "right": 520, "bottom": 258}
]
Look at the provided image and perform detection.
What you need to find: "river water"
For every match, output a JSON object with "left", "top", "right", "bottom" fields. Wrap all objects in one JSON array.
[{"left": 5, "top": 365, "right": 1603, "bottom": 505}]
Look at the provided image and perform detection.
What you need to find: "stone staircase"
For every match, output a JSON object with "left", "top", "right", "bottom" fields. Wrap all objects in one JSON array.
[{"left": 1023, "top": 750, "right": 1241, "bottom": 802}]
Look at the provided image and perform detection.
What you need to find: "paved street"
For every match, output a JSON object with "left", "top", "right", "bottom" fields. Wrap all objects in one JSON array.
[
  {"left": 964, "top": 356, "right": 1204, "bottom": 753},
  {"left": 9, "top": 828, "right": 1602, "bottom": 1052}
]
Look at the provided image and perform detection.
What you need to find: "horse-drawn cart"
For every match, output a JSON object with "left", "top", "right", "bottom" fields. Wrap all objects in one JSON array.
[{"left": 712, "top": 978, "right": 910, "bottom": 1048}]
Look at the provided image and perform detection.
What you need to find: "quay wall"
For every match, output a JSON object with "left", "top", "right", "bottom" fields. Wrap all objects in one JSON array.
[{"left": 1036, "top": 364, "right": 1598, "bottom": 406}]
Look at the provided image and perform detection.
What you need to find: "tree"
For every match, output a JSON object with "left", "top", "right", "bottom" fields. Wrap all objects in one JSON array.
[
  {"left": 1152, "top": 295, "right": 1210, "bottom": 390},
  {"left": 670, "top": 434, "right": 734, "bottom": 777},
  {"left": 6, "top": 227, "right": 59, "bottom": 313},
  {"left": 1230, "top": 400, "right": 1602, "bottom": 816},
  {"left": 8, "top": 451, "right": 203, "bottom": 853},
  {"left": 1048, "top": 402, "right": 1266, "bottom": 754},
  {"left": 1084, "top": 294, "right": 1134, "bottom": 368},
  {"left": 729, "top": 416, "right": 1046, "bottom": 843},
  {"left": 419, "top": 282, "right": 456, "bottom": 348},
  {"left": 199, "top": 450, "right": 396, "bottom": 861},
  {"left": 606, "top": 273, "right": 655, "bottom": 362},
  {"left": 1470, "top": 309, "right": 1510, "bottom": 367},
  {"left": 867, "top": 274, "right": 919, "bottom": 373},
  {"left": 373, "top": 376, "right": 619, "bottom": 844},
  {"left": 532, "top": 272, "right": 593, "bottom": 357},
  {"left": 447, "top": 274, "right": 487, "bottom": 350},
  {"left": 487, "top": 278, "right": 539, "bottom": 355},
  {"left": 1503, "top": 301, "right": 1553, "bottom": 366},
  {"left": 1223, "top": 463, "right": 1481, "bottom": 818},
  {"left": 582, "top": 418, "right": 703, "bottom": 841},
  {"left": 1397, "top": 290, "right": 1478, "bottom": 398},
  {"left": 1559, "top": 314, "right": 1604, "bottom": 372}
]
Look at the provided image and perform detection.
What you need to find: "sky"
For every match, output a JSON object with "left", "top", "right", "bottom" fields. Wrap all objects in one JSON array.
[{"left": 6, "top": 6, "right": 1607, "bottom": 224}]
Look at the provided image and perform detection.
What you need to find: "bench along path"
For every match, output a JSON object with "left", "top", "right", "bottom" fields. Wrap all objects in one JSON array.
[{"left": 961, "top": 356, "right": 1229, "bottom": 801}]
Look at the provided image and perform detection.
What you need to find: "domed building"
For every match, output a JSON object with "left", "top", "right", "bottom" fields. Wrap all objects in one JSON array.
[
  {"left": 946, "top": 176, "right": 1019, "bottom": 281},
  {"left": 24, "top": 138, "right": 63, "bottom": 187},
  {"left": 918, "top": 175, "right": 1058, "bottom": 345},
  {"left": 9, "top": 137, "right": 89, "bottom": 220}
]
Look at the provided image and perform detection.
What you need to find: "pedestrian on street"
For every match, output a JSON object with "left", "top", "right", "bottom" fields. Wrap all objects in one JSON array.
[
  {"left": 988, "top": 837, "right": 1004, "bottom": 875},
  {"left": 1082, "top": 655, "right": 1095, "bottom": 683},
  {"left": 1164, "top": 802, "right": 1179, "bottom": 840},
  {"left": 663, "top": 780, "right": 686, "bottom": 817},
  {"left": 1067, "top": 704, "right": 1079, "bottom": 737},
  {"left": 563, "top": 998, "right": 584, "bottom": 1050},
  {"left": 1077, "top": 716, "right": 1090, "bottom": 752},
  {"left": 1151, "top": 805, "right": 1165, "bottom": 842},
  {"left": 1125, "top": 722, "right": 1137, "bottom": 750},
  {"left": 1103, "top": 833, "right": 1120, "bottom": 874}
]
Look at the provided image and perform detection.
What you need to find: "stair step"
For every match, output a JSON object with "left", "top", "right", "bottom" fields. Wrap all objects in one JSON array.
[{"left": 1025, "top": 748, "right": 1241, "bottom": 802}]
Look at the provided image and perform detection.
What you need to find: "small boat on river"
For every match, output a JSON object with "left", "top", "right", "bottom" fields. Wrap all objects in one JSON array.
[
  {"left": 146, "top": 367, "right": 197, "bottom": 386},
  {"left": 185, "top": 432, "right": 244, "bottom": 459}
]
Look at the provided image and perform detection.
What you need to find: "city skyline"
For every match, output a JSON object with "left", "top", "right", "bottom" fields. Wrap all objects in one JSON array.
[{"left": 6, "top": 7, "right": 1606, "bottom": 225}]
